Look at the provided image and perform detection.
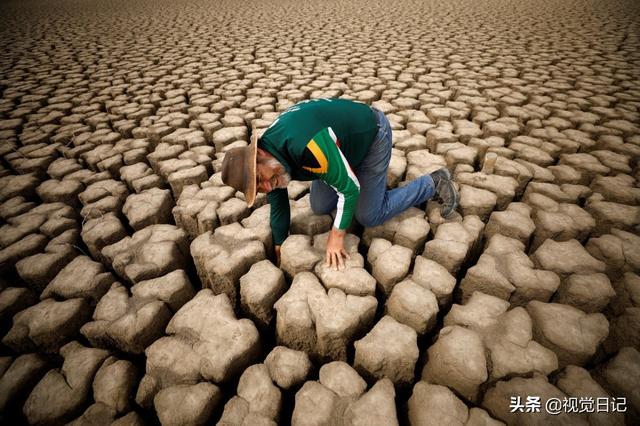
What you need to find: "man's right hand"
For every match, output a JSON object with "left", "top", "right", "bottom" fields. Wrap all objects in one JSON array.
[
  {"left": 325, "top": 227, "right": 349, "bottom": 271},
  {"left": 275, "top": 245, "right": 281, "bottom": 267}
]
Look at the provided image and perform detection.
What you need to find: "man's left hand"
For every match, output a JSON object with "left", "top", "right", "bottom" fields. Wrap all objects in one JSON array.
[
  {"left": 325, "top": 227, "right": 350, "bottom": 271},
  {"left": 274, "top": 245, "right": 281, "bottom": 267}
]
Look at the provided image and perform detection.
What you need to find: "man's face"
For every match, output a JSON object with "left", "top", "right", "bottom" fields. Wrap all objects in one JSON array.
[{"left": 256, "top": 154, "right": 290, "bottom": 193}]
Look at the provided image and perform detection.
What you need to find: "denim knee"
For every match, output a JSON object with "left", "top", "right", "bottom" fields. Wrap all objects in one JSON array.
[
  {"left": 355, "top": 209, "right": 384, "bottom": 228},
  {"left": 310, "top": 195, "right": 335, "bottom": 216}
]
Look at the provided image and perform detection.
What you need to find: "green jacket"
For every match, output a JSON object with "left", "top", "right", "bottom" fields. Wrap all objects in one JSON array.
[{"left": 259, "top": 98, "right": 378, "bottom": 245}]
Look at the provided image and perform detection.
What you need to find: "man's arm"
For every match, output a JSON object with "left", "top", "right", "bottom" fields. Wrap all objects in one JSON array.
[
  {"left": 303, "top": 127, "right": 361, "bottom": 230},
  {"left": 268, "top": 188, "right": 290, "bottom": 266},
  {"left": 302, "top": 127, "right": 360, "bottom": 269}
]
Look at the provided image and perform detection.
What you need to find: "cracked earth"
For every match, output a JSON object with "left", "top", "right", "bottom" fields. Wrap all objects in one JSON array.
[{"left": 0, "top": 0, "right": 639, "bottom": 424}]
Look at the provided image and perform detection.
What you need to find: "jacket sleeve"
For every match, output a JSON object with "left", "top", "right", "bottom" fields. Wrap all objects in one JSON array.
[
  {"left": 301, "top": 127, "right": 360, "bottom": 230},
  {"left": 267, "top": 187, "right": 290, "bottom": 246}
]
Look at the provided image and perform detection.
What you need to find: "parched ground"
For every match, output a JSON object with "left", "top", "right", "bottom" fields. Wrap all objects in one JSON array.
[{"left": 0, "top": 0, "right": 639, "bottom": 424}]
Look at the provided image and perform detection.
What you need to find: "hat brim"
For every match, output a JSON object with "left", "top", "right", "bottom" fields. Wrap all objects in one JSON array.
[{"left": 244, "top": 132, "right": 258, "bottom": 208}]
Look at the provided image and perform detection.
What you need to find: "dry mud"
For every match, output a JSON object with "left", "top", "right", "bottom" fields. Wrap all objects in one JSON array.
[{"left": 0, "top": 0, "right": 639, "bottom": 424}]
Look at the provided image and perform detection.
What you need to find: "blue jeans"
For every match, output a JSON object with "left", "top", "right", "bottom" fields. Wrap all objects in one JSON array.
[{"left": 310, "top": 108, "right": 436, "bottom": 227}]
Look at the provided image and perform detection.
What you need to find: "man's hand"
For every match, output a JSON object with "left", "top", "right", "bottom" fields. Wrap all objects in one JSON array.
[
  {"left": 275, "top": 245, "right": 281, "bottom": 267},
  {"left": 325, "top": 228, "right": 350, "bottom": 271}
]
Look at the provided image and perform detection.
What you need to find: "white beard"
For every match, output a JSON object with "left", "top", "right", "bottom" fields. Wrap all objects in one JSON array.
[
  {"left": 263, "top": 157, "right": 292, "bottom": 189},
  {"left": 276, "top": 171, "right": 292, "bottom": 188}
]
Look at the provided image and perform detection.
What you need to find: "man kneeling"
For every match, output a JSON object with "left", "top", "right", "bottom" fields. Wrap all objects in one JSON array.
[{"left": 222, "top": 98, "right": 458, "bottom": 270}]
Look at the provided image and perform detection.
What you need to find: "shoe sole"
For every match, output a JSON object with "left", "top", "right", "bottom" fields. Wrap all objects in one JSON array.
[{"left": 438, "top": 179, "right": 458, "bottom": 218}]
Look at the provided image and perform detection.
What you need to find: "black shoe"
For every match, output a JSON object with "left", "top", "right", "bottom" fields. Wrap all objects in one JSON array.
[
  {"left": 431, "top": 167, "right": 458, "bottom": 218},
  {"left": 430, "top": 167, "right": 451, "bottom": 186}
]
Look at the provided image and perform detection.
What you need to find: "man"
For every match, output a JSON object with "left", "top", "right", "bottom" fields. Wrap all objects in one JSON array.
[{"left": 222, "top": 98, "right": 458, "bottom": 270}]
